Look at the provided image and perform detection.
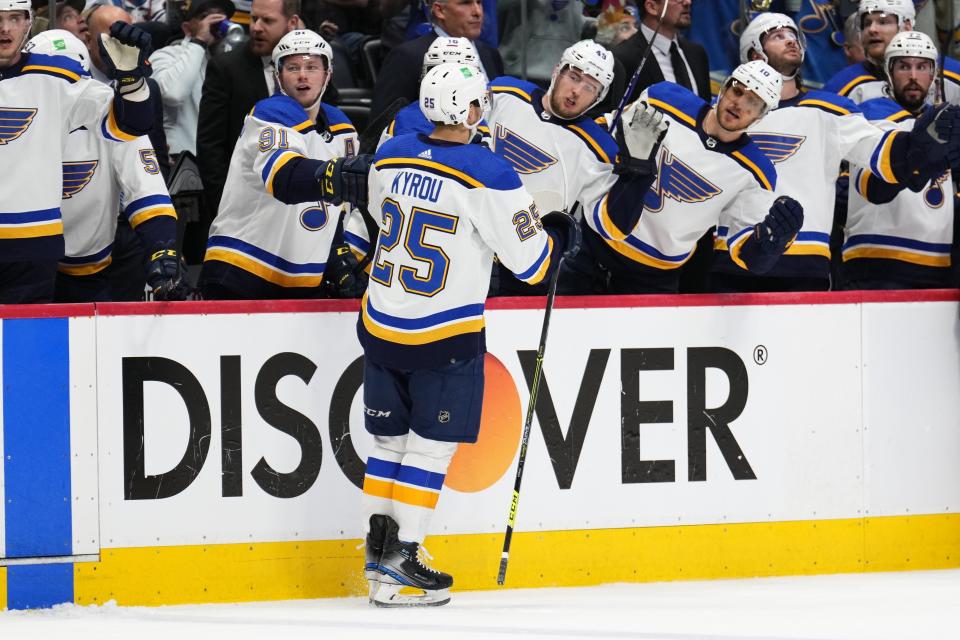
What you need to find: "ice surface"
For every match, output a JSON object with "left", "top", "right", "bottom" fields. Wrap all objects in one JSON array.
[{"left": 2, "top": 570, "right": 958, "bottom": 640}]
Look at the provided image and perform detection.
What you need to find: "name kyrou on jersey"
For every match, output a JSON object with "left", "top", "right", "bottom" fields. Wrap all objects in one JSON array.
[
  {"left": 390, "top": 170, "right": 444, "bottom": 203},
  {"left": 120, "top": 347, "right": 756, "bottom": 501}
]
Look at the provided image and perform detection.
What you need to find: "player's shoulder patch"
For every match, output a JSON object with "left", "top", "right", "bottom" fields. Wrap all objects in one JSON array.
[
  {"left": 943, "top": 56, "right": 960, "bottom": 86},
  {"left": 860, "top": 97, "right": 910, "bottom": 123},
  {"left": 251, "top": 94, "right": 313, "bottom": 131},
  {"left": 20, "top": 52, "right": 87, "bottom": 83},
  {"left": 489, "top": 75, "right": 538, "bottom": 103},
  {"left": 644, "top": 81, "right": 705, "bottom": 130},
  {"left": 375, "top": 134, "right": 521, "bottom": 191},
  {"left": 320, "top": 103, "right": 357, "bottom": 137},
  {"left": 729, "top": 140, "right": 777, "bottom": 191},
  {"left": 823, "top": 62, "right": 876, "bottom": 97},
  {"left": 562, "top": 115, "right": 618, "bottom": 165},
  {"left": 795, "top": 89, "right": 859, "bottom": 116}
]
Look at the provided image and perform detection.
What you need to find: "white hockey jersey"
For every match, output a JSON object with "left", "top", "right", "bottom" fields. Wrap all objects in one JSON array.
[
  {"left": 823, "top": 58, "right": 960, "bottom": 105},
  {"left": 844, "top": 98, "right": 954, "bottom": 286},
  {"left": 0, "top": 53, "right": 141, "bottom": 261},
  {"left": 204, "top": 94, "right": 358, "bottom": 295},
  {"left": 713, "top": 89, "right": 904, "bottom": 279},
  {"left": 359, "top": 132, "right": 554, "bottom": 370},
  {"left": 589, "top": 82, "right": 778, "bottom": 272},
  {"left": 58, "top": 129, "right": 175, "bottom": 276}
]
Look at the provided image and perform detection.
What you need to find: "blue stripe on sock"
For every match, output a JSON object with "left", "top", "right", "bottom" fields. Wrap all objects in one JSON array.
[
  {"left": 397, "top": 464, "right": 445, "bottom": 491},
  {"left": 365, "top": 457, "right": 401, "bottom": 480}
]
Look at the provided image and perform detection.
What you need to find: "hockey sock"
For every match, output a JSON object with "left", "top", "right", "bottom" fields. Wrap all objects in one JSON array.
[
  {"left": 361, "top": 434, "right": 407, "bottom": 533},
  {"left": 391, "top": 432, "right": 458, "bottom": 544}
]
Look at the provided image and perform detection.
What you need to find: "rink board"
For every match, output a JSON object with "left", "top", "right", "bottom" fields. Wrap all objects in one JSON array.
[{"left": 1, "top": 292, "right": 959, "bottom": 608}]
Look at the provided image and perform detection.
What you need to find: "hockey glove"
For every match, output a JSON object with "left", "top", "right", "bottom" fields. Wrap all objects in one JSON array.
[
  {"left": 316, "top": 154, "right": 373, "bottom": 209},
  {"left": 99, "top": 22, "right": 153, "bottom": 94},
  {"left": 146, "top": 241, "right": 192, "bottom": 301},
  {"left": 615, "top": 101, "right": 668, "bottom": 176},
  {"left": 320, "top": 243, "right": 366, "bottom": 298},
  {"left": 541, "top": 211, "right": 581, "bottom": 260},
  {"left": 755, "top": 196, "right": 804, "bottom": 254},
  {"left": 909, "top": 104, "right": 960, "bottom": 167}
]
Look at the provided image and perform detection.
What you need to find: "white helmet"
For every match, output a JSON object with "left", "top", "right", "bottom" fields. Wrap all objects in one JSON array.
[
  {"left": 884, "top": 30, "right": 938, "bottom": 83},
  {"left": 422, "top": 36, "right": 480, "bottom": 80},
  {"left": 555, "top": 40, "right": 615, "bottom": 101},
  {"left": 271, "top": 29, "right": 333, "bottom": 71},
  {"left": 420, "top": 62, "right": 489, "bottom": 128},
  {"left": 24, "top": 30, "right": 90, "bottom": 73},
  {"left": 0, "top": 0, "right": 31, "bottom": 17},
  {"left": 858, "top": 0, "right": 915, "bottom": 29},
  {"left": 722, "top": 60, "right": 782, "bottom": 115},
  {"left": 739, "top": 12, "right": 806, "bottom": 65}
]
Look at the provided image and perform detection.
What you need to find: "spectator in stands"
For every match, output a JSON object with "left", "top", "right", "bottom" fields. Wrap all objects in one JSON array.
[
  {"left": 498, "top": 0, "right": 585, "bottom": 86},
  {"left": 595, "top": 3, "right": 638, "bottom": 49},
  {"left": 193, "top": 0, "right": 301, "bottom": 262},
  {"left": 29, "top": 0, "right": 86, "bottom": 39},
  {"left": 151, "top": 0, "right": 235, "bottom": 157},
  {"left": 300, "top": 0, "right": 383, "bottom": 88},
  {"left": 369, "top": 0, "right": 503, "bottom": 122}
]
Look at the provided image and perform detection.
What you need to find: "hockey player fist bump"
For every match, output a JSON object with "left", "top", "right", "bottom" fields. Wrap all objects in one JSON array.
[
  {"left": 317, "top": 154, "right": 373, "bottom": 209},
  {"left": 540, "top": 211, "right": 582, "bottom": 260},
  {"left": 756, "top": 196, "right": 803, "bottom": 254},
  {"left": 99, "top": 21, "right": 153, "bottom": 95}
]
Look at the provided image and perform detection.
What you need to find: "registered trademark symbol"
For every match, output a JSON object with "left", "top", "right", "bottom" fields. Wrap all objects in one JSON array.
[{"left": 753, "top": 345, "right": 767, "bottom": 365}]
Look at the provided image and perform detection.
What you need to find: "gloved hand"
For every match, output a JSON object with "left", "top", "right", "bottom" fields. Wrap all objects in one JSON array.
[
  {"left": 909, "top": 104, "right": 960, "bottom": 167},
  {"left": 146, "top": 241, "right": 192, "bottom": 301},
  {"left": 321, "top": 243, "right": 366, "bottom": 298},
  {"left": 98, "top": 21, "right": 153, "bottom": 93},
  {"left": 540, "top": 211, "right": 581, "bottom": 260},
  {"left": 316, "top": 154, "right": 373, "bottom": 209},
  {"left": 621, "top": 100, "right": 669, "bottom": 160},
  {"left": 754, "top": 196, "right": 803, "bottom": 253}
]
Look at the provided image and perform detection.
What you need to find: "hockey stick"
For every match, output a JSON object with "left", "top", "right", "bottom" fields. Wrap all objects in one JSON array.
[
  {"left": 496, "top": 249, "right": 565, "bottom": 586},
  {"left": 606, "top": 0, "right": 670, "bottom": 135}
]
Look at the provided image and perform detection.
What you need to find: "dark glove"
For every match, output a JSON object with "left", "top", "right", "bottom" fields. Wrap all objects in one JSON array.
[
  {"left": 909, "top": 104, "right": 960, "bottom": 167},
  {"left": 755, "top": 196, "right": 803, "bottom": 253},
  {"left": 98, "top": 21, "right": 153, "bottom": 91},
  {"left": 321, "top": 243, "right": 366, "bottom": 298},
  {"left": 146, "top": 241, "right": 191, "bottom": 301},
  {"left": 541, "top": 211, "right": 581, "bottom": 260},
  {"left": 316, "top": 154, "right": 373, "bottom": 209}
]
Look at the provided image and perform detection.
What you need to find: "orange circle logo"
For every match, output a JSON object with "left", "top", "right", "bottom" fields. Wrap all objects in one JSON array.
[{"left": 444, "top": 353, "right": 522, "bottom": 493}]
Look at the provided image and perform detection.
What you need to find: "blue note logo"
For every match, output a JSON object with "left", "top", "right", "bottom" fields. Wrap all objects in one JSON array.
[
  {"left": 61, "top": 161, "right": 98, "bottom": 198},
  {"left": 494, "top": 124, "right": 558, "bottom": 174},
  {"left": 644, "top": 147, "right": 722, "bottom": 213},
  {"left": 748, "top": 133, "right": 807, "bottom": 164},
  {"left": 924, "top": 171, "right": 950, "bottom": 209},
  {"left": 0, "top": 108, "right": 38, "bottom": 145}
]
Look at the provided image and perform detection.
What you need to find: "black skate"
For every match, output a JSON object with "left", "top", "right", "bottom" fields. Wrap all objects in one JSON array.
[
  {"left": 364, "top": 514, "right": 389, "bottom": 601},
  {"left": 372, "top": 517, "right": 453, "bottom": 607}
]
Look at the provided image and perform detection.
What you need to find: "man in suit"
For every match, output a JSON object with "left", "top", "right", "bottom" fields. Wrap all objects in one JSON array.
[
  {"left": 612, "top": 0, "right": 710, "bottom": 104},
  {"left": 193, "top": 0, "right": 300, "bottom": 262},
  {"left": 369, "top": 0, "right": 503, "bottom": 123}
]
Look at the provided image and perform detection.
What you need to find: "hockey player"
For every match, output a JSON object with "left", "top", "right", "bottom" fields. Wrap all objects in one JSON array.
[
  {"left": 199, "top": 29, "right": 366, "bottom": 299},
  {"left": 823, "top": 0, "right": 960, "bottom": 105},
  {"left": 711, "top": 12, "right": 960, "bottom": 292},
  {"left": 843, "top": 31, "right": 957, "bottom": 289},
  {"left": 0, "top": 0, "right": 157, "bottom": 303},
  {"left": 25, "top": 30, "right": 185, "bottom": 302},
  {"left": 573, "top": 61, "right": 804, "bottom": 294},
  {"left": 359, "top": 62, "right": 578, "bottom": 607},
  {"left": 484, "top": 39, "right": 666, "bottom": 295}
]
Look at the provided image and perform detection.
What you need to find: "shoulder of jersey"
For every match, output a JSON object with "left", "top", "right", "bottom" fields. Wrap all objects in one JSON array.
[
  {"left": 374, "top": 133, "right": 522, "bottom": 191},
  {"left": 561, "top": 112, "right": 618, "bottom": 165},
  {"left": 823, "top": 62, "right": 876, "bottom": 97},
  {"left": 730, "top": 138, "right": 778, "bottom": 191},
  {"left": 21, "top": 52, "right": 89, "bottom": 83},
  {"left": 488, "top": 75, "right": 539, "bottom": 103},
  {"left": 320, "top": 103, "right": 358, "bottom": 137},
  {"left": 859, "top": 96, "right": 912, "bottom": 122},
  {"left": 794, "top": 89, "right": 860, "bottom": 116},
  {"left": 644, "top": 81, "right": 705, "bottom": 130},
  {"left": 943, "top": 56, "right": 960, "bottom": 86},
  {"left": 392, "top": 102, "right": 428, "bottom": 131},
  {"left": 250, "top": 94, "right": 314, "bottom": 131}
]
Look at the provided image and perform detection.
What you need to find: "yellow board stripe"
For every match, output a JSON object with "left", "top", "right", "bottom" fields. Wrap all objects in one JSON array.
[
  {"left": 0, "top": 221, "right": 63, "bottom": 239},
  {"left": 374, "top": 157, "right": 485, "bottom": 188},
  {"left": 490, "top": 85, "right": 532, "bottom": 102},
  {"left": 362, "top": 301, "right": 485, "bottom": 345},
  {"left": 731, "top": 151, "right": 773, "bottom": 190},
  {"left": 797, "top": 98, "right": 850, "bottom": 115},
  {"left": 843, "top": 246, "right": 951, "bottom": 267},
  {"left": 52, "top": 513, "right": 960, "bottom": 607},
  {"left": 566, "top": 124, "right": 611, "bottom": 164},
  {"left": 0, "top": 566, "right": 6, "bottom": 608},
  {"left": 22, "top": 64, "right": 80, "bottom": 82},
  {"left": 839, "top": 74, "right": 875, "bottom": 96},
  {"left": 129, "top": 206, "right": 177, "bottom": 228},
  {"left": 648, "top": 98, "right": 697, "bottom": 128},
  {"left": 204, "top": 248, "right": 323, "bottom": 288}
]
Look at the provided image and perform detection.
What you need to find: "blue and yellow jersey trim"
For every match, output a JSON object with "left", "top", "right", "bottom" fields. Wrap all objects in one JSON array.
[
  {"left": 20, "top": 54, "right": 87, "bottom": 83},
  {"left": 722, "top": 225, "right": 757, "bottom": 271},
  {"left": 374, "top": 157, "right": 485, "bottom": 189},
  {"left": 344, "top": 229, "right": 370, "bottom": 261},
  {"left": 489, "top": 75, "right": 538, "bottom": 103},
  {"left": 563, "top": 119, "right": 617, "bottom": 165},
  {"left": 321, "top": 104, "right": 357, "bottom": 137},
  {"left": 363, "top": 457, "right": 445, "bottom": 510},
  {"left": 0, "top": 207, "right": 64, "bottom": 240},
  {"left": 261, "top": 149, "right": 305, "bottom": 195},
  {"left": 943, "top": 57, "right": 960, "bottom": 85},
  {"left": 514, "top": 235, "right": 554, "bottom": 285},
  {"left": 645, "top": 82, "right": 705, "bottom": 131},
  {"left": 252, "top": 94, "right": 313, "bottom": 130},
  {"left": 843, "top": 234, "right": 951, "bottom": 267},
  {"left": 124, "top": 194, "right": 177, "bottom": 228},
  {"left": 100, "top": 103, "right": 138, "bottom": 142},
  {"left": 729, "top": 146, "right": 776, "bottom": 191},
  {"left": 361, "top": 293, "right": 485, "bottom": 346},
  {"left": 796, "top": 92, "right": 855, "bottom": 117},
  {"left": 58, "top": 244, "right": 113, "bottom": 276},
  {"left": 861, "top": 96, "right": 911, "bottom": 123},
  {"left": 591, "top": 194, "right": 629, "bottom": 242},
  {"left": 869, "top": 129, "right": 901, "bottom": 184},
  {"left": 838, "top": 74, "right": 876, "bottom": 96},
  {"left": 204, "top": 235, "right": 326, "bottom": 288},
  {"left": 602, "top": 234, "right": 694, "bottom": 270}
]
